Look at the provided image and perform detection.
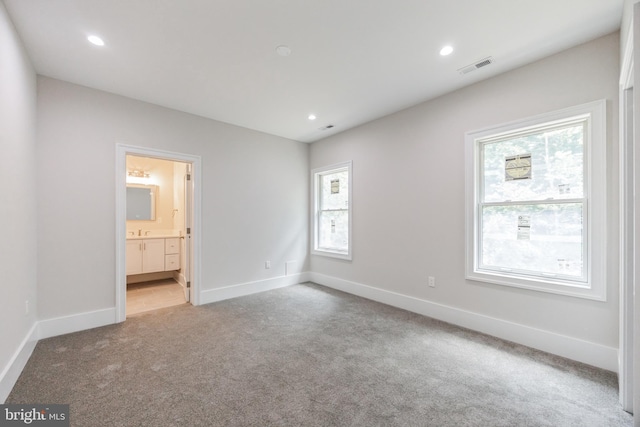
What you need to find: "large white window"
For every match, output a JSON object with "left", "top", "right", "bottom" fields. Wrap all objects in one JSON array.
[
  {"left": 312, "top": 161, "right": 352, "bottom": 260},
  {"left": 465, "top": 100, "right": 606, "bottom": 300}
]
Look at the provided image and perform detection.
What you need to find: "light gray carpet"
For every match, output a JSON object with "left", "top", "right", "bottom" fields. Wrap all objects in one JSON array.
[{"left": 7, "top": 283, "right": 632, "bottom": 426}]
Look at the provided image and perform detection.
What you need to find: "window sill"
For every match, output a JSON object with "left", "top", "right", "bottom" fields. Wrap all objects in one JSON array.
[
  {"left": 311, "top": 248, "right": 352, "bottom": 261},
  {"left": 466, "top": 270, "right": 605, "bottom": 301}
]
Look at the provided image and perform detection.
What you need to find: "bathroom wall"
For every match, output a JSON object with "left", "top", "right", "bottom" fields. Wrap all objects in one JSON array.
[{"left": 173, "top": 161, "right": 188, "bottom": 284}]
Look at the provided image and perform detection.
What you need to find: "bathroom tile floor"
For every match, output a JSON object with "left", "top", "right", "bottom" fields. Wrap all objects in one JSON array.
[{"left": 126, "top": 279, "right": 187, "bottom": 316}]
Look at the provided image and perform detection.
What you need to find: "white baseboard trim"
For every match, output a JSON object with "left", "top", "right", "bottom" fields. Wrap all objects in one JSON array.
[
  {"left": 199, "top": 272, "right": 310, "bottom": 305},
  {"left": 309, "top": 272, "right": 618, "bottom": 372},
  {"left": 0, "top": 323, "right": 38, "bottom": 403},
  {"left": 38, "top": 308, "right": 117, "bottom": 340}
]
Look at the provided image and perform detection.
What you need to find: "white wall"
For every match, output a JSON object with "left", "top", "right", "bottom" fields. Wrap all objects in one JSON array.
[
  {"left": 36, "top": 76, "right": 309, "bottom": 320},
  {"left": 621, "top": 0, "right": 639, "bottom": 65},
  {"left": 310, "top": 33, "right": 620, "bottom": 361},
  {"left": 0, "top": 1, "right": 38, "bottom": 401}
]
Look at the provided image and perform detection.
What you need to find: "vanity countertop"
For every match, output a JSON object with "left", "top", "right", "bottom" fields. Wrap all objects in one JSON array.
[{"left": 126, "top": 233, "right": 181, "bottom": 240}]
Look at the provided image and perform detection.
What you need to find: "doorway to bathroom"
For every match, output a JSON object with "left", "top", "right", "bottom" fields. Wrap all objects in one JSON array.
[{"left": 115, "top": 144, "right": 201, "bottom": 322}]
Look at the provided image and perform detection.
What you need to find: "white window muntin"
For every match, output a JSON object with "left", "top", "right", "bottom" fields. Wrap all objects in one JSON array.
[
  {"left": 465, "top": 100, "right": 606, "bottom": 300},
  {"left": 312, "top": 161, "right": 352, "bottom": 260}
]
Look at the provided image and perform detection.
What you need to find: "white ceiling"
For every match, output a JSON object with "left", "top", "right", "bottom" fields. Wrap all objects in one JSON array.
[{"left": 4, "top": 0, "right": 624, "bottom": 143}]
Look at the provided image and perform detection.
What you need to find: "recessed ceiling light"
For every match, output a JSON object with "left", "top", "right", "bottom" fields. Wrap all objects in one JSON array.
[
  {"left": 276, "top": 45, "right": 291, "bottom": 57},
  {"left": 88, "top": 35, "right": 105, "bottom": 46},
  {"left": 440, "top": 45, "right": 454, "bottom": 56},
  {"left": 308, "top": 114, "right": 317, "bottom": 120}
]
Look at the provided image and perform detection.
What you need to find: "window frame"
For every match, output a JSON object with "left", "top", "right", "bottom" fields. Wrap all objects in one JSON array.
[
  {"left": 311, "top": 161, "right": 353, "bottom": 260},
  {"left": 465, "top": 100, "right": 606, "bottom": 301}
]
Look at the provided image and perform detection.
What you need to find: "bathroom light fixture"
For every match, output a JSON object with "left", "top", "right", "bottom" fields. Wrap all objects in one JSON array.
[
  {"left": 87, "top": 35, "right": 105, "bottom": 46},
  {"left": 440, "top": 45, "right": 454, "bottom": 56},
  {"left": 308, "top": 114, "right": 317, "bottom": 120},
  {"left": 128, "top": 170, "right": 150, "bottom": 178}
]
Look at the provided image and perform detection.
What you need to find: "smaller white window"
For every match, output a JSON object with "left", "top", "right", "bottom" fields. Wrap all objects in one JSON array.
[{"left": 312, "top": 161, "right": 352, "bottom": 260}]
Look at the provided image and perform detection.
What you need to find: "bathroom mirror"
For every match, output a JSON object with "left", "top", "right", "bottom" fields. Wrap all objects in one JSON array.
[{"left": 126, "top": 185, "right": 157, "bottom": 221}]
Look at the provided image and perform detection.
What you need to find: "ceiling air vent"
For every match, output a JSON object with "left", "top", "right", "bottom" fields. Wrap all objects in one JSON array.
[
  {"left": 319, "top": 124, "right": 335, "bottom": 131},
  {"left": 458, "top": 57, "right": 494, "bottom": 75}
]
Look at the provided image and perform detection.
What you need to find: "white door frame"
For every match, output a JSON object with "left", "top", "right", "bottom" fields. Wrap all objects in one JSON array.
[
  {"left": 619, "top": 28, "right": 634, "bottom": 411},
  {"left": 182, "top": 162, "right": 194, "bottom": 302},
  {"left": 633, "top": 7, "right": 640, "bottom": 420},
  {"left": 115, "top": 144, "right": 202, "bottom": 322}
]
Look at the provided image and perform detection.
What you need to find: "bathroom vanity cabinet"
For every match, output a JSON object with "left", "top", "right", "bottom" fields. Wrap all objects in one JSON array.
[{"left": 126, "top": 237, "right": 180, "bottom": 275}]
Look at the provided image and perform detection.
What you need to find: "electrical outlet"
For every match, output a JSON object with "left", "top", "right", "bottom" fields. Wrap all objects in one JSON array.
[
  {"left": 265, "top": 261, "right": 271, "bottom": 269},
  {"left": 428, "top": 276, "right": 435, "bottom": 288}
]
